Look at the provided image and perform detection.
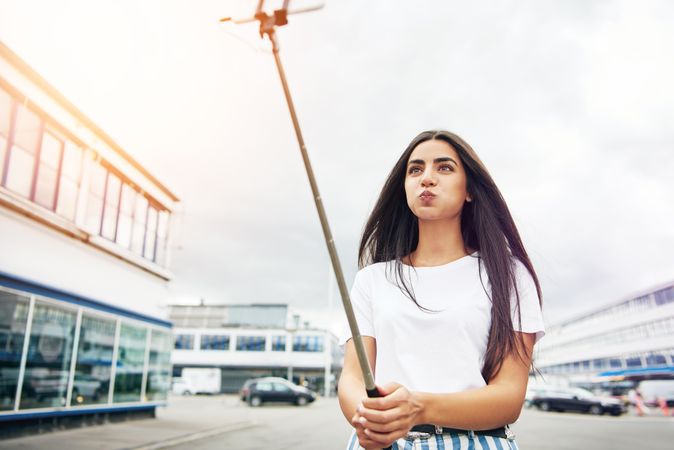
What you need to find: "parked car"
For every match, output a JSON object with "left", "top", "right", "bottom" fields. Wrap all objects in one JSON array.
[
  {"left": 239, "top": 377, "right": 316, "bottom": 407},
  {"left": 530, "top": 387, "right": 625, "bottom": 416}
]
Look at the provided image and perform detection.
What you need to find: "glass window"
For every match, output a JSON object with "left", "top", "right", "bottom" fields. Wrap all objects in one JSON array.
[
  {"left": 56, "top": 141, "right": 83, "bottom": 221},
  {"left": 0, "top": 88, "right": 12, "bottom": 179},
  {"left": 200, "top": 335, "right": 230, "bottom": 350},
  {"left": 271, "top": 336, "right": 286, "bottom": 352},
  {"left": 131, "top": 194, "right": 148, "bottom": 255},
  {"left": 154, "top": 211, "right": 169, "bottom": 266},
  {"left": 101, "top": 172, "right": 121, "bottom": 241},
  {"left": 0, "top": 290, "right": 30, "bottom": 411},
  {"left": 144, "top": 206, "right": 158, "bottom": 261},
  {"left": 236, "top": 336, "right": 265, "bottom": 352},
  {"left": 113, "top": 323, "right": 147, "bottom": 403},
  {"left": 293, "top": 335, "right": 324, "bottom": 352},
  {"left": 625, "top": 357, "right": 642, "bottom": 368},
  {"left": 174, "top": 334, "right": 194, "bottom": 350},
  {"left": 116, "top": 184, "right": 135, "bottom": 248},
  {"left": 34, "top": 130, "right": 63, "bottom": 210},
  {"left": 5, "top": 104, "right": 41, "bottom": 198},
  {"left": 19, "top": 301, "right": 76, "bottom": 410},
  {"left": 255, "top": 381, "right": 272, "bottom": 391},
  {"left": 84, "top": 163, "right": 107, "bottom": 233},
  {"left": 0, "top": 87, "right": 11, "bottom": 137},
  {"left": 645, "top": 354, "right": 666, "bottom": 366},
  {"left": 72, "top": 314, "right": 115, "bottom": 405},
  {"left": 145, "top": 330, "right": 172, "bottom": 401}
]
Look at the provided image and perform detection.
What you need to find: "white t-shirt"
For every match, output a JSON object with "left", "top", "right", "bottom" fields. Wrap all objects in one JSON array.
[{"left": 339, "top": 253, "right": 545, "bottom": 394}]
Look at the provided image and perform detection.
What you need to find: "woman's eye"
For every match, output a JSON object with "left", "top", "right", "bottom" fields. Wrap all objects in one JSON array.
[
  {"left": 408, "top": 167, "right": 422, "bottom": 175},
  {"left": 439, "top": 164, "right": 454, "bottom": 172}
]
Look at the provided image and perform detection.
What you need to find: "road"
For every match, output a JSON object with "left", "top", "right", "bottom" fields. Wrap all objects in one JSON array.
[
  {"left": 166, "top": 396, "right": 674, "bottom": 450},
  {"left": 2, "top": 395, "right": 672, "bottom": 450}
]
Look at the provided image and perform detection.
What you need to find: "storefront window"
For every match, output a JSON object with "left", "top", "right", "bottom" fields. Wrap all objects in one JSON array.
[
  {"left": 113, "top": 323, "right": 146, "bottom": 403},
  {"left": 72, "top": 314, "right": 115, "bottom": 405},
  {"left": 145, "top": 330, "right": 172, "bottom": 401},
  {"left": 19, "top": 301, "right": 76, "bottom": 409},
  {"left": 0, "top": 290, "right": 30, "bottom": 410}
]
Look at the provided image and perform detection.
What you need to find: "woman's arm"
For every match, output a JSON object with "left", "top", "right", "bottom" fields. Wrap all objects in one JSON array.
[
  {"left": 338, "top": 337, "right": 383, "bottom": 450},
  {"left": 357, "top": 333, "right": 535, "bottom": 446}
]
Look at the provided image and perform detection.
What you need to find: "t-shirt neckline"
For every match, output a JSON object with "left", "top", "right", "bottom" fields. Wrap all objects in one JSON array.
[{"left": 399, "top": 251, "right": 479, "bottom": 271}]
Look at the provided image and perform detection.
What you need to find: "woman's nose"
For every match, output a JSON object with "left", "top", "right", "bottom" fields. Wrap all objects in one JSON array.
[{"left": 421, "top": 169, "right": 436, "bottom": 187}]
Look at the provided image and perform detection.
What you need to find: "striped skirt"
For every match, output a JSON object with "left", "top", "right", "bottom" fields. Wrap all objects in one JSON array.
[{"left": 346, "top": 429, "right": 520, "bottom": 450}]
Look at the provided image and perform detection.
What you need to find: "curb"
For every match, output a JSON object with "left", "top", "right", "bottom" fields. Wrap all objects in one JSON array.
[{"left": 129, "top": 421, "right": 257, "bottom": 450}]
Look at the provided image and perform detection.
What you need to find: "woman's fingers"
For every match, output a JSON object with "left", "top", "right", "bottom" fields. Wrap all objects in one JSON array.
[{"left": 357, "top": 415, "right": 404, "bottom": 433}]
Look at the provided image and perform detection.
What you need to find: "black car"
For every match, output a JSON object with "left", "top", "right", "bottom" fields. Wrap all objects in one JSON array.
[
  {"left": 239, "top": 377, "right": 316, "bottom": 407},
  {"left": 531, "top": 387, "right": 624, "bottom": 416}
]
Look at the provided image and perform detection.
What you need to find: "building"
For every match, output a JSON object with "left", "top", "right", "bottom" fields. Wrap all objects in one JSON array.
[
  {"left": 0, "top": 41, "right": 179, "bottom": 436},
  {"left": 169, "top": 303, "right": 343, "bottom": 395},
  {"left": 535, "top": 280, "right": 674, "bottom": 388}
]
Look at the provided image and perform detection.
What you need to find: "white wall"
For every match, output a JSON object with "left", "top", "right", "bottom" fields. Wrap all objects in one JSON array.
[{"left": 0, "top": 207, "right": 170, "bottom": 319}]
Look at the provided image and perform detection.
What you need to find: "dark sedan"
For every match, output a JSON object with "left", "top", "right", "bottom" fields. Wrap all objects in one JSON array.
[
  {"left": 240, "top": 377, "right": 316, "bottom": 407},
  {"left": 531, "top": 387, "right": 625, "bottom": 416}
]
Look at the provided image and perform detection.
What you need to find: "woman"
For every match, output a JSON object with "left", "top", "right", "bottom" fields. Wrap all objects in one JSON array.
[{"left": 338, "top": 130, "right": 545, "bottom": 450}]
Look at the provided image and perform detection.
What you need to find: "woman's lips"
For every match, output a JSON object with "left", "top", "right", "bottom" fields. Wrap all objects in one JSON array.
[{"left": 419, "top": 191, "right": 436, "bottom": 201}]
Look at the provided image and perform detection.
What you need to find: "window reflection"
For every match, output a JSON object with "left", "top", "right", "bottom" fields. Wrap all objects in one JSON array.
[
  {"left": 19, "top": 301, "right": 76, "bottom": 409},
  {"left": 113, "top": 323, "right": 146, "bottom": 403},
  {"left": 0, "top": 290, "right": 30, "bottom": 410},
  {"left": 144, "top": 206, "right": 158, "bottom": 261},
  {"left": 145, "top": 330, "right": 171, "bottom": 401},
  {"left": 72, "top": 314, "right": 115, "bottom": 405}
]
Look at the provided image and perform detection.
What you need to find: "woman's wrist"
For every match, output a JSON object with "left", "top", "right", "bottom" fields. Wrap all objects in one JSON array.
[{"left": 412, "top": 391, "right": 429, "bottom": 425}]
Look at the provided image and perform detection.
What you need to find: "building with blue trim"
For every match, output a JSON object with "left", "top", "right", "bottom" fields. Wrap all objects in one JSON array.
[
  {"left": 536, "top": 280, "right": 674, "bottom": 389},
  {"left": 0, "top": 41, "right": 179, "bottom": 437}
]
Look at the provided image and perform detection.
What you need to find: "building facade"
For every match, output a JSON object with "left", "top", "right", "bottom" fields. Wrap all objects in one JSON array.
[
  {"left": 169, "top": 304, "right": 343, "bottom": 395},
  {"left": 0, "top": 41, "right": 179, "bottom": 434},
  {"left": 536, "top": 281, "right": 674, "bottom": 387}
]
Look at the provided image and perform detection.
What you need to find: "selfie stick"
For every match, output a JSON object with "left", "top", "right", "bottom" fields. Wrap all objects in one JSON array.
[{"left": 220, "top": 2, "right": 380, "bottom": 400}]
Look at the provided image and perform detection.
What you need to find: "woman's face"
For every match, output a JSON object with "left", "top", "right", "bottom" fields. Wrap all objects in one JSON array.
[{"left": 404, "top": 139, "right": 471, "bottom": 222}]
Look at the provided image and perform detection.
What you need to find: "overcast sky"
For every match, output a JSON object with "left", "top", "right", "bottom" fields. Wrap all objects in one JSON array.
[{"left": 1, "top": 0, "right": 673, "bottom": 331}]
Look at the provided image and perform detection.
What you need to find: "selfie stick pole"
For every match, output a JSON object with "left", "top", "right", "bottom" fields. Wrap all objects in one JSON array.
[{"left": 220, "top": 3, "right": 380, "bottom": 400}]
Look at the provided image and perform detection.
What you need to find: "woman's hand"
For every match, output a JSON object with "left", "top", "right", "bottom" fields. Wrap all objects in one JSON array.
[
  {"left": 351, "top": 410, "right": 387, "bottom": 450},
  {"left": 355, "top": 382, "right": 424, "bottom": 447}
]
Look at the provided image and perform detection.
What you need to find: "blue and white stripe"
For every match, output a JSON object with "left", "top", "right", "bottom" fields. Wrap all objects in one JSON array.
[{"left": 346, "top": 430, "right": 519, "bottom": 450}]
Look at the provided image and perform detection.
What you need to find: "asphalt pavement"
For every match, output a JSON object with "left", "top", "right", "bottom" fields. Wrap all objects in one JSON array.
[{"left": 1, "top": 395, "right": 673, "bottom": 450}]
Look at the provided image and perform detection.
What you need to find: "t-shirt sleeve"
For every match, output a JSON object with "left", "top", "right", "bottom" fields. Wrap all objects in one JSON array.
[
  {"left": 511, "top": 259, "right": 545, "bottom": 343},
  {"left": 338, "top": 266, "right": 375, "bottom": 346}
]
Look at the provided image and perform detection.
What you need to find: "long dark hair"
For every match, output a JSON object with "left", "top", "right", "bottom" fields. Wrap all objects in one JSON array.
[{"left": 358, "top": 130, "right": 542, "bottom": 382}]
